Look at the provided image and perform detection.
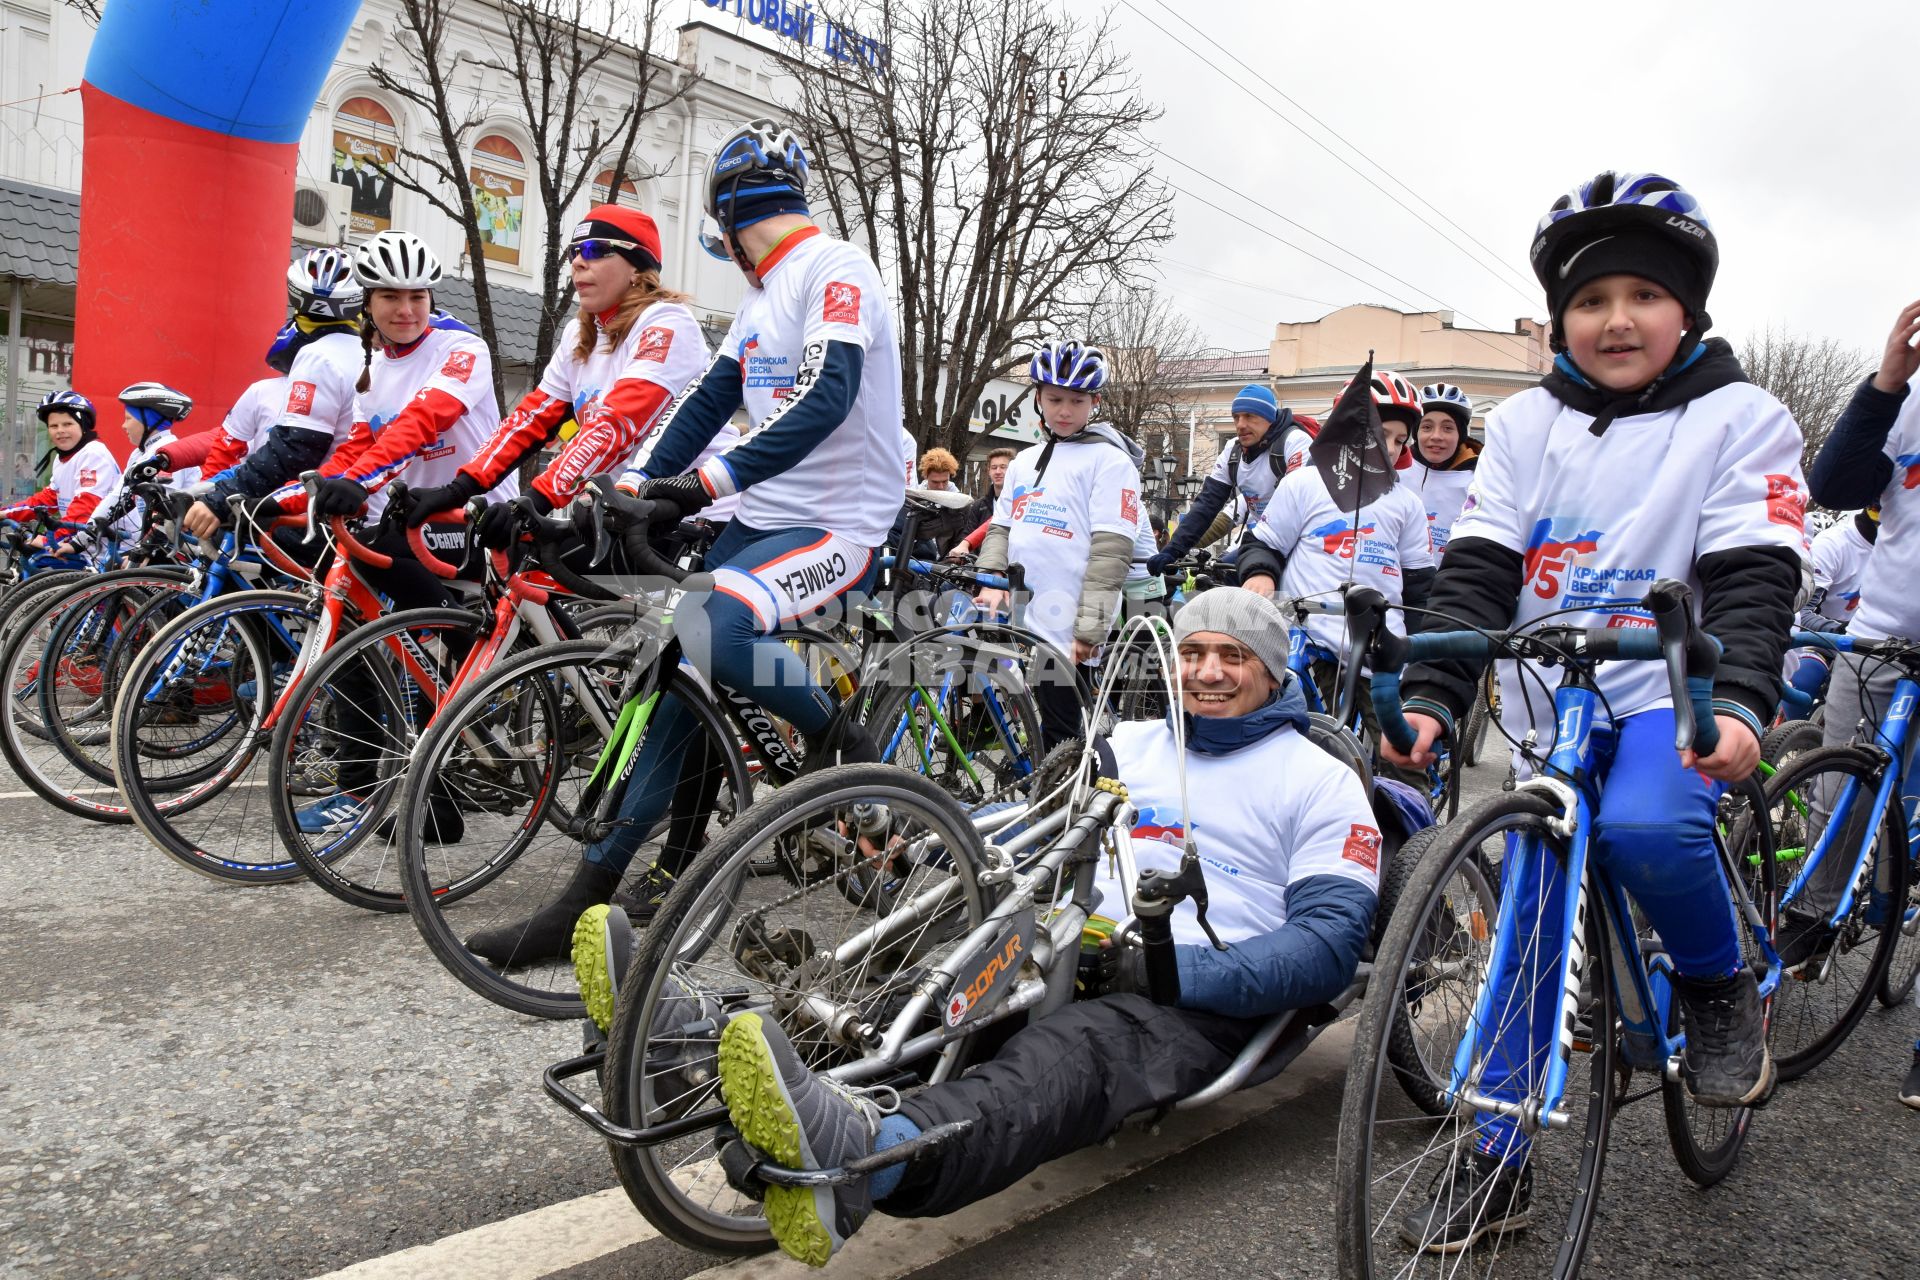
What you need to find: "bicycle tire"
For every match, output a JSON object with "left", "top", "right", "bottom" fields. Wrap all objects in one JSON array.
[
  {"left": 603, "top": 764, "right": 992, "bottom": 1255},
  {"left": 1459, "top": 677, "right": 1493, "bottom": 767},
  {"left": 1759, "top": 718, "right": 1822, "bottom": 768},
  {"left": 110, "top": 589, "right": 315, "bottom": 883},
  {"left": 1763, "top": 744, "right": 1910, "bottom": 1081},
  {"left": 268, "top": 606, "right": 485, "bottom": 913},
  {"left": 397, "top": 639, "right": 751, "bottom": 1019},
  {"left": 0, "top": 568, "right": 91, "bottom": 743},
  {"left": 862, "top": 665, "right": 1041, "bottom": 807},
  {"left": 1879, "top": 874, "right": 1920, "bottom": 1007},
  {"left": 1336, "top": 791, "right": 1616, "bottom": 1280},
  {"left": 36, "top": 573, "right": 190, "bottom": 770}
]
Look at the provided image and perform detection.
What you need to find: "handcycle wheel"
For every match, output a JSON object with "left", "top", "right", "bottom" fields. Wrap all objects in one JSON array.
[
  {"left": 397, "top": 639, "right": 751, "bottom": 1019},
  {"left": 0, "top": 568, "right": 189, "bottom": 820},
  {"left": 267, "top": 607, "right": 484, "bottom": 913},
  {"left": 861, "top": 664, "right": 1041, "bottom": 808},
  {"left": 1376, "top": 826, "right": 1501, "bottom": 1118},
  {"left": 1661, "top": 778, "right": 1776, "bottom": 1187},
  {"left": 109, "top": 589, "right": 317, "bottom": 883},
  {"left": 1336, "top": 792, "right": 1616, "bottom": 1279},
  {"left": 1761, "top": 744, "right": 1909, "bottom": 1080},
  {"left": 603, "top": 764, "right": 992, "bottom": 1256}
]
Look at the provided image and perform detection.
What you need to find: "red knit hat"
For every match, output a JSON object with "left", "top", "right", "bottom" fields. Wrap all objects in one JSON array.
[{"left": 572, "top": 204, "right": 663, "bottom": 271}]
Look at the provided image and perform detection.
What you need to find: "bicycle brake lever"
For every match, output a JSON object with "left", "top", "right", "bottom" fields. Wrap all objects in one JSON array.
[{"left": 299, "top": 470, "right": 322, "bottom": 545}]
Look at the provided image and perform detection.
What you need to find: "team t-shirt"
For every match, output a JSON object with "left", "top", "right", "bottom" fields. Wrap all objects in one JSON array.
[
  {"left": 1410, "top": 463, "right": 1477, "bottom": 558},
  {"left": 50, "top": 440, "right": 120, "bottom": 521},
  {"left": 104, "top": 428, "right": 199, "bottom": 536},
  {"left": 1806, "top": 517, "right": 1874, "bottom": 626},
  {"left": 219, "top": 375, "right": 287, "bottom": 461},
  {"left": 276, "top": 330, "right": 365, "bottom": 448},
  {"left": 1248, "top": 465, "right": 1434, "bottom": 653},
  {"left": 994, "top": 433, "right": 1142, "bottom": 651},
  {"left": 1846, "top": 388, "right": 1920, "bottom": 642},
  {"left": 1095, "top": 719, "right": 1380, "bottom": 946},
  {"left": 353, "top": 321, "right": 512, "bottom": 520},
  {"left": 1452, "top": 381, "right": 1808, "bottom": 733}
]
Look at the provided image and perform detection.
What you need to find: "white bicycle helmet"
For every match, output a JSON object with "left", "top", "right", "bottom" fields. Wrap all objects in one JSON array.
[
  {"left": 118, "top": 382, "right": 193, "bottom": 423},
  {"left": 353, "top": 231, "right": 443, "bottom": 290},
  {"left": 1419, "top": 383, "right": 1473, "bottom": 430},
  {"left": 288, "top": 248, "right": 364, "bottom": 322}
]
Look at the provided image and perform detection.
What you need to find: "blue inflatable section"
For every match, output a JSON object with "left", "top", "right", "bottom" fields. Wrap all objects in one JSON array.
[{"left": 84, "top": 0, "right": 359, "bottom": 143}]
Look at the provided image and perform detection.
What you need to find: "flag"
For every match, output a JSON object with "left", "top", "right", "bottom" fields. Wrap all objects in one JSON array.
[{"left": 1309, "top": 354, "right": 1397, "bottom": 511}]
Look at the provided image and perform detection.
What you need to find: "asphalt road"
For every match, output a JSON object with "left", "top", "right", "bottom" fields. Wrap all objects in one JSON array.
[{"left": 5, "top": 755, "right": 1917, "bottom": 1280}]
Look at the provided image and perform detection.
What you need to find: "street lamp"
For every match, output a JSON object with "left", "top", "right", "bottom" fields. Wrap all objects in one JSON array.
[{"left": 1156, "top": 454, "right": 1177, "bottom": 484}]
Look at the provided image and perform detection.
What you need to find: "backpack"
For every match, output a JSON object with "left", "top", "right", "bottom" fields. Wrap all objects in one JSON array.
[{"left": 1225, "top": 414, "right": 1320, "bottom": 491}]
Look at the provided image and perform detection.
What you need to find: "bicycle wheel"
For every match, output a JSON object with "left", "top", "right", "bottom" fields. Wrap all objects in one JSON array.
[
  {"left": 1759, "top": 718, "right": 1822, "bottom": 769},
  {"left": 0, "top": 568, "right": 90, "bottom": 743},
  {"left": 1378, "top": 826, "right": 1500, "bottom": 1118},
  {"left": 38, "top": 572, "right": 191, "bottom": 764},
  {"left": 1661, "top": 782, "right": 1776, "bottom": 1187},
  {"left": 0, "top": 569, "right": 190, "bottom": 820},
  {"left": 1877, "top": 843, "right": 1920, "bottom": 1007},
  {"left": 110, "top": 589, "right": 317, "bottom": 883},
  {"left": 267, "top": 607, "right": 484, "bottom": 913},
  {"left": 1459, "top": 677, "right": 1493, "bottom": 768},
  {"left": 603, "top": 765, "right": 992, "bottom": 1255},
  {"left": 862, "top": 665, "right": 1041, "bottom": 805},
  {"left": 398, "top": 639, "right": 751, "bottom": 1018},
  {"left": 1336, "top": 792, "right": 1616, "bottom": 1280},
  {"left": 1763, "top": 745, "right": 1909, "bottom": 1080}
]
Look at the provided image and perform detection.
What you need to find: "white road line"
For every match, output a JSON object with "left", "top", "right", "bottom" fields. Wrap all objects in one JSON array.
[
  {"left": 308, "top": 1022, "right": 1354, "bottom": 1280},
  {"left": 0, "top": 785, "right": 116, "bottom": 800}
]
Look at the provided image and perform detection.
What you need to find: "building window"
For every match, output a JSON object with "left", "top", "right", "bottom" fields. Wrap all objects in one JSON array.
[
  {"left": 590, "top": 167, "right": 643, "bottom": 209},
  {"left": 470, "top": 134, "right": 528, "bottom": 267},
  {"left": 332, "top": 96, "right": 398, "bottom": 238}
]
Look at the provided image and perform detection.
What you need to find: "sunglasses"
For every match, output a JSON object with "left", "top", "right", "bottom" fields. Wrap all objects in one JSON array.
[{"left": 567, "top": 237, "right": 640, "bottom": 263}]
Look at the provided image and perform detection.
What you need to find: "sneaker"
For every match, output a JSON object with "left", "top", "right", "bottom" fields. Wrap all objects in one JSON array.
[
  {"left": 1901, "top": 1052, "right": 1920, "bottom": 1111},
  {"left": 720, "top": 1010, "right": 884, "bottom": 1266},
  {"left": 295, "top": 792, "right": 369, "bottom": 836},
  {"left": 572, "top": 904, "right": 635, "bottom": 1035},
  {"left": 1398, "top": 1147, "right": 1532, "bottom": 1253},
  {"left": 1674, "top": 969, "right": 1775, "bottom": 1107},
  {"left": 1776, "top": 908, "right": 1838, "bottom": 975},
  {"left": 646, "top": 975, "right": 724, "bottom": 1118},
  {"left": 611, "top": 865, "right": 674, "bottom": 925}
]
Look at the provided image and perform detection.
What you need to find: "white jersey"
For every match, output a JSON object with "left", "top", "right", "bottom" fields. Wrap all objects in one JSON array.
[
  {"left": 50, "top": 439, "right": 120, "bottom": 520},
  {"left": 1250, "top": 466, "right": 1434, "bottom": 654},
  {"left": 277, "top": 330, "right": 365, "bottom": 448},
  {"left": 995, "top": 432, "right": 1142, "bottom": 652},
  {"left": 702, "top": 229, "right": 906, "bottom": 545},
  {"left": 104, "top": 429, "right": 199, "bottom": 537},
  {"left": 1208, "top": 423, "right": 1315, "bottom": 534},
  {"left": 1845, "top": 386, "right": 1920, "bottom": 642},
  {"left": 1453, "top": 381, "right": 1808, "bottom": 734},
  {"left": 1807, "top": 517, "right": 1874, "bottom": 626},
  {"left": 1096, "top": 719, "right": 1380, "bottom": 947},
  {"left": 352, "top": 319, "right": 511, "bottom": 520},
  {"left": 1410, "top": 462, "right": 1477, "bottom": 558},
  {"left": 899, "top": 427, "right": 917, "bottom": 486},
  {"left": 220, "top": 375, "right": 286, "bottom": 462}
]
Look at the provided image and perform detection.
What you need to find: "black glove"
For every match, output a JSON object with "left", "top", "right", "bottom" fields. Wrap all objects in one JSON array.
[
  {"left": 403, "top": 473, "right": 482, "bottom": 528},
  {"left": 639, "top": 473, "right": 714, "bottom": 524},
  {"left": 246, "top": 494, "right": 284, "bottom": 525},
  {"left": 1075, "top": 938, "right": 1148, "bottom": 1000},
  {"left": 1144, "top": 551, "right": 1173, "bottom": 577},
  {"left": 472, "top": 501, "right": 519, "bottom": 551},
  {"left": 313, "top": 476, "right": 369, "bottom": 519},
  {"left": 125, "top": 456, "right": 167, "bottom": 487}
]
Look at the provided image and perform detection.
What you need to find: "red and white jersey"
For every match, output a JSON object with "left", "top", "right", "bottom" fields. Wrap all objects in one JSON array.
[
  {"left": 276, "top": 331, "right": 364, "bottom": 448},
  {"left": 215, "top": 374, "right": 285, "bottom": 465},
  {"left": 53, "top": 440, "right": 120, "bottom": 522}
]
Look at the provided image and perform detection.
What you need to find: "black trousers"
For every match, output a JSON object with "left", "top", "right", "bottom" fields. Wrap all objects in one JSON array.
[{"left": 885, "top": 994, "right": 1261, "bottom": 1218}]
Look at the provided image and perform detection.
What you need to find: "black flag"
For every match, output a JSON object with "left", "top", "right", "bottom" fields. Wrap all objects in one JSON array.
[{"left": 1309, "top": 353, "right": 1397, "bottom": 511}]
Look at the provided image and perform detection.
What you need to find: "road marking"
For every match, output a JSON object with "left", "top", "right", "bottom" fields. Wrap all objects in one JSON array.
[
  {"left": 309, "top": 1022, "right": 1354, "bottom": 1280},
  {"left": 0, "top": 785, "right": 116, "bottom": 800}
]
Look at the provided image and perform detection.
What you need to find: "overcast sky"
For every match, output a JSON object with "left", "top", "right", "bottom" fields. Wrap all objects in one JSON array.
[{"left": 684, "top": 0, "right": 1915, "bottom": 360}]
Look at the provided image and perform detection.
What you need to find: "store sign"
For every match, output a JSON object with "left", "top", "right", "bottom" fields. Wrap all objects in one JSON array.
[
  {"left": 971, "top": 379, "right": 1038, "bottom": 444},
  {"left": 701, "top": 0, "right": 889, "bottom": 73},
  {"left": 26, "top": 336, "right": 73, "bottom": 378}
]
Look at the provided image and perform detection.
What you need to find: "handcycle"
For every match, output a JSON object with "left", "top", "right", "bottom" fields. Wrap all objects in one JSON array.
[
  {"left": 1333, "top": 579, "right": 1783, "bottom": 1278},
  {"left": 537, "top": 607, "right": 1438, "bottom": 1257}
]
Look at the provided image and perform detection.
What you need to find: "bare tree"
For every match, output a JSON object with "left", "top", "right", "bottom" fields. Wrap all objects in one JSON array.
[
  {"left": 1740, "top": 326, "right": 1874, "bottom": 478},
  {"left": 789, "top": 0, "right": 1175, "bottom": 455},
  {"left": 1087, "top": 286, "right": 1207, "bottom": 464},
  {"left": 60, "top": 1, "right": 102, "bottom": 24},
  {"left": 371, "top": 0, "right": 506, "bottom": 401},
  {"left": 496, "top": 0, "right": 689, "bottom": 376}
]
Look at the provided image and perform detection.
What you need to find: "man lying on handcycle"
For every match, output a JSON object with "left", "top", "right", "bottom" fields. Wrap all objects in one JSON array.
[{"left": 711, "top": 586, "right": 1382, "bottom": 1265}]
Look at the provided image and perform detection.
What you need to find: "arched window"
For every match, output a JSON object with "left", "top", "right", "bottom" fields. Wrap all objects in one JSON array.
[
  {"left": 470, "top": 134, "right": 527, "bottom": 267},
  {"left": 332, "top": 96, "right": 398, "bottom": 237},
  {"left": 591, "top": 166, "right": 643, "bottom": 209}
]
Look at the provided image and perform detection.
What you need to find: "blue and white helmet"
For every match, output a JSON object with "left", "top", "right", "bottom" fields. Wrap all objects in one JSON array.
[
  {"left": 37, "top": 389, "right": 96, "bottom": 431},
  {"left": 287, "top": 247, "right": 364, "bottom": 322},
  {"left": 703, "top": 119, "right": 811, "bottom": 233},
  {"left": 1029, "top": 341, "right": 1107, "bottom": 392},
  {"left": 1419, "top": 382, "right": 1473, "bottom": 429},
  {"left": 1529, "top": 171, "right": 1717, "bottom": 298}
]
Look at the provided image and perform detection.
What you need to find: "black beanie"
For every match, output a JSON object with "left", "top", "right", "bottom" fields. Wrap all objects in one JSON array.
[{"left": 1545, "top": 228, "right": 1709, "bottom": 341}]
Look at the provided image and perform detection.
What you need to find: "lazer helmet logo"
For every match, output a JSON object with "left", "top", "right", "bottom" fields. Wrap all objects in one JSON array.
[
  {"left": 1523, "top": 518, "right": 1604, "bottom": 600},
  {"left": 1665, "top": 216, "right": 1708, "bottom": 240},
  {"left": 1307, "top": 517, "right": 1375, "bottom": 559}
]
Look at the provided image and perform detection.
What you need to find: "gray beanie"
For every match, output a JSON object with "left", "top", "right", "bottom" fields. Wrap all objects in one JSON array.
[{"left": 1172, "top": 587, "right": 1293, "bottom": 685}]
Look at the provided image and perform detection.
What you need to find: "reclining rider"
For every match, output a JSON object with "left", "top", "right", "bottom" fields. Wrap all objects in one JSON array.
[{"left": 707, "top": 587, "right": 1381, "bottom": 1266}]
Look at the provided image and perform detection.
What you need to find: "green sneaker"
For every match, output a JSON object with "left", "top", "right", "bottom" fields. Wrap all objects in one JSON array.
[{"left": 572, "top": 904, "right": 633, "bottom": 1035}]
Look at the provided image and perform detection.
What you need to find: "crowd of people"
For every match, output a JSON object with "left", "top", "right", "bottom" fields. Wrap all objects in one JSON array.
[{"left": 14, "top": 118, "right": 1920, "bottom": 1269}]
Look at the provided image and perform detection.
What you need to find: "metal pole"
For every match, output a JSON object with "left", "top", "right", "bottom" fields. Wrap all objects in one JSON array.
[{"left": 7, "top": 278, "right": 23, "bottom": 497}]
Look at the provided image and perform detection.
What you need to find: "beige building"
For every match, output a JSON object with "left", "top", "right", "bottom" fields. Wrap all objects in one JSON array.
[{"left": 1155, "top": 304, "right": 1552, "bottom": 477}]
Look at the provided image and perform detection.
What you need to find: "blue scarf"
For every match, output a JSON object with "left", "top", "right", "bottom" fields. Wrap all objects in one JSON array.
[{"left": 1180, "top": 677, "right": 1311, "bottom": 756}]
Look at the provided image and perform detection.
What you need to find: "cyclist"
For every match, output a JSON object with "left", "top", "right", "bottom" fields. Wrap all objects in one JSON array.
[
  {"left": 1237, "top": 368, "right": 1435, "bottom": 716},
  {"left": 1781, "top": 504, "right": 1876, "bottom": 708},
  {"left": 1383, "top": 171, "right": 1805, "bottom": 1246},
  {"left": 1145, "top": 383, "right": 1312, "bottom": 577},
  {"left": 466, "top": 118, "right": 905, "bottom": 964},
  {"left": 1793, "top": 297, "right": 1920, "bottom": 970},
  {"left": 1409, "top": 382, "right": 1480, "bottom": 558},
  {"left": 67, "top": 382, "right": 201, "bottom": 552},
  {"left": 398, "top": 203, "right": 723, "bottom": 530},
  {"left": 4, "top": 391, "right": 121, "bottom": 565},
  {"left": 701, "top": 587, "right": 1379, "bottom": 1266},
  {"left": 183, "top": 249, "right": 364, "bottom": 540},
  {"left": 974, "top": 341, "right": 1143, "bottom": 746},
  {"left": 948, "top": 446, "right": 1015, "bottom": 559}
]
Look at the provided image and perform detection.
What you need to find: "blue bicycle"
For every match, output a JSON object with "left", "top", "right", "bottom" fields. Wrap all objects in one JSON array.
[{"left": 1334, "top": 580, "right": 1782, "bottom": 1279}]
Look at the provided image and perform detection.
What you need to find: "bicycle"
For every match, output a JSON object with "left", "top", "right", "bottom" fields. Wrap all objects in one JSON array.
[{"left": 1334, "top": 579, "right": 1782, "bottom": 1279}]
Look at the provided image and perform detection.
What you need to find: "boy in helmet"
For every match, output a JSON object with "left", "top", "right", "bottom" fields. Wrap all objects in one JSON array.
[
  {"left": 1384, "top": 172, "right": 1805, "bottom": 1250},
  {"left": 62, "top": 382, "right": 202, "bottom": 553},
  {"left": 1408, "top": 383, "right": 1481, "bottom": 558},
  {"left": 974, "top": 341, "right": 1144, "bottom": 746}
]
